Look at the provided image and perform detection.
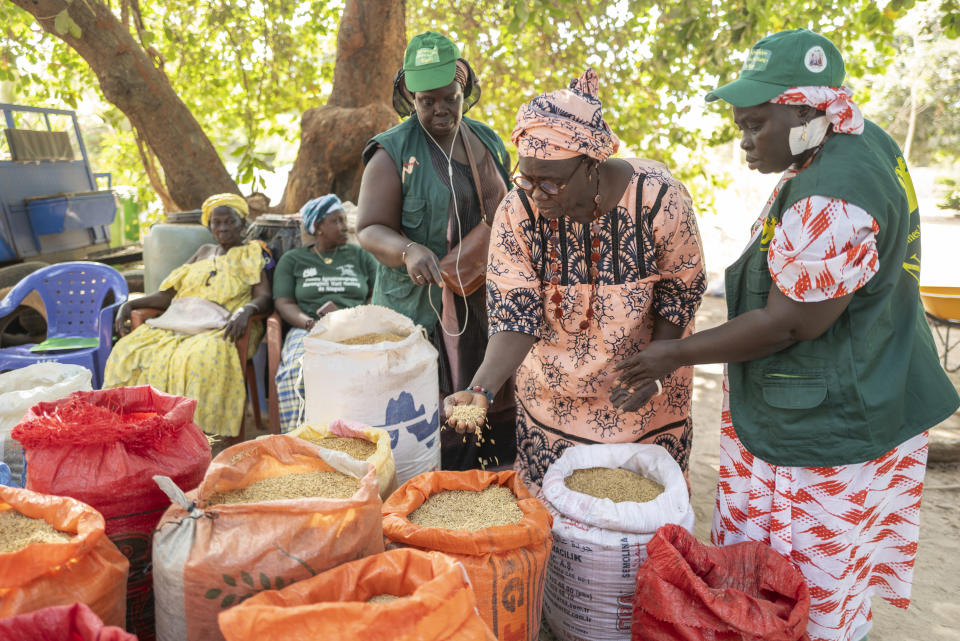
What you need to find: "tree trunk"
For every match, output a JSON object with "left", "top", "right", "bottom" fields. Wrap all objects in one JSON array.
[
  {"left": 9, "top": 0, "right": 238, "bottom": 211},
  {"left": 280, "top": 0, "right": 406, "bottom": 211}
]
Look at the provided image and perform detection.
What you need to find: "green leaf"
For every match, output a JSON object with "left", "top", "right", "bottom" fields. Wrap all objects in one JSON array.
[
  {"left": 53, "top": 9, "right": 70, "bottom": 36},
  {"left": 67, "top": 19, "right": 81, "bottom": 39},
  {"left": 221, "top": 594, "right": 237, "bottom": 608},
  {"left": 222, "top": 574, "right": 237, "bottom": 587},
  {"left": 260, "top": 572, "right": 271, "bottom": 590},
  {"left": 204, "top": 588, "right": 222, "bottom": 600},
  {"left": 241, "top": 571, "right": 254, "bottom": 587}
]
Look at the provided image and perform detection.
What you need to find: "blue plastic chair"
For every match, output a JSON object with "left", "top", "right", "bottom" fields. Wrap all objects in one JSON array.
[{"left": 0, "top": 262, "right": 128, "bottom": 388}]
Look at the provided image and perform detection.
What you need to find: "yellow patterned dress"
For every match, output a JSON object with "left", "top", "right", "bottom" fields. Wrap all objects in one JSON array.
[{"left": 104, "top": 242, "right": 266, "bottom": 436}]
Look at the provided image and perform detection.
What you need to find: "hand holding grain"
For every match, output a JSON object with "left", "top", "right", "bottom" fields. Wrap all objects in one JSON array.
[{"left": 442, "top": 390, "right": 489, "bottom": 434}]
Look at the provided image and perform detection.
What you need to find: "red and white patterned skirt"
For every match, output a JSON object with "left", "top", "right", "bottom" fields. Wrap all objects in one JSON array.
[{"left": 712, "top": 405, "right": 928, "bottom": 641}]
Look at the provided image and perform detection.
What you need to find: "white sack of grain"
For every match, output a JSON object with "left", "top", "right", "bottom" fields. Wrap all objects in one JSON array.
[
  {"left": 0, "top": 363, "right": 92, "bottom": 487},
  {"left": 302, "top": 305, "right": 440, "bottom": 484},
  {"left": 539, "top": 443, "right": 694, "bottom": 641}
]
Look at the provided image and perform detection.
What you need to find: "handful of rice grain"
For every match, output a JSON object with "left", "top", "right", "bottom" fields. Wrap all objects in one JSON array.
[
  {"left": 408, "top": 485, "right": 522, "bottom": 531},
  {"left": 564, "top": 467, "right": 664, "bottom": 503},
  {"left": 206, "top": 470, "right": 360, "bottom": 506}
]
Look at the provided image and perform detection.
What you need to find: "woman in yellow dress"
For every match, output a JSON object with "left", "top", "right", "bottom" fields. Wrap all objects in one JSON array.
[{"left": 104, "top": 194, "right": 273, "bottom": 437}]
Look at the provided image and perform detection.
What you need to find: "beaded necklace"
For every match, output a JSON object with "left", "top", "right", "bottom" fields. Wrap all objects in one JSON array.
[{"left": 547, "top": 192, "right": 604, "bottom": 334}]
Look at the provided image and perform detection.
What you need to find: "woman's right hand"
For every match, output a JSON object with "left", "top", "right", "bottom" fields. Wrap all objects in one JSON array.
[
  {"left": 403, "top": 243, "right": 444, "bottom": 287},
  {"left": 114, "top": 302, "right": 132, "bottom": 337},
  {"left": 443, "top": 390, "right": 489, "bottom": 434}
]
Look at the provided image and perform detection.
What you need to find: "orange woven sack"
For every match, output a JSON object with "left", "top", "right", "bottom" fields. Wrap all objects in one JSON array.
[
  {"left": 218, "top": 548, "right": 497, "bottom": 641},
  {"left": 0, "top": 486, "right": 129, "bottom": 627},
  {"left": 382, "top": 470, "right": 553, "bottom": 641},
  {"left": 152, "top": 434, "right": 384, "bottom": 641}
]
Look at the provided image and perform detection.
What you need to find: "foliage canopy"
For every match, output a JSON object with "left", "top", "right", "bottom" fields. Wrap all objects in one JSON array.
[{"left": 1, "top": 0, "right": 958, "bottom": 214}]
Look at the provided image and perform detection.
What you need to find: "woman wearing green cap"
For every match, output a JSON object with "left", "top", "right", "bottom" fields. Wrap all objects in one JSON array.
[
  {"left": 615, "top": 29, "right": 959, "bottom": 641},
  {"left": 356, "top": 31, "right": 514, "bottom": 471}
]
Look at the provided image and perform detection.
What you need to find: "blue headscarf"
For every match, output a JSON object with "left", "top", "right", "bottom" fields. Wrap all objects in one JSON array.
[{"left": 300, "top": 194, "right": 344, "bottom": 235}]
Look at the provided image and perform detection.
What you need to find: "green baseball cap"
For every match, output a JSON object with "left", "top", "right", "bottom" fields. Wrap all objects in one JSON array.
[
  {"left": 403, "top": 31, "right": 460, "bottom": 93},
  {"left": 706, "top": 29, "right": 845, "bottom": 106}
]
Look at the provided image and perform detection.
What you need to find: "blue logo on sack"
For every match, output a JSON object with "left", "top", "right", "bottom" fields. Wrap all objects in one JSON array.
[{"left": 377, "top": 392, "right": 438, "bottom": 443}]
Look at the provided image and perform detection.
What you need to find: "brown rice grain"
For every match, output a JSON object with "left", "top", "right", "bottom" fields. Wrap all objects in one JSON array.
[
  {"left": 0, "top": 510, "right": 74, "bottom": 554},
  {"left": 408, "top": 485, "right": 523, "bottom": 531},
  {"left": 564, "top": 467, "right": 664, "bottom": 503},
  {"left": 314, "top": 436, "right": 377, "bottom": 461},
  {"left": 338, "top": 332, "right": 408, "bottom": 345},
  {"left": 206, "top": 470, "right": 360, "bottom": 506}
]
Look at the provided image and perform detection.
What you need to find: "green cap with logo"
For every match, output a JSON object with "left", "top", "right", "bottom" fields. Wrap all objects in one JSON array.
[
  {"left": 706, "top": 29, "right": 845, "bottom": 106},
  {"left": 403, "top": 31, "right": 460, "bottom": 93}
]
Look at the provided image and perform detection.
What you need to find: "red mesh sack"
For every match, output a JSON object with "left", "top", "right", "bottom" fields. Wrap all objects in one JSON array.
[
  {"left": 631, "top": 524, "right": 810, "bottom": 641},
  {"left": 0, "top": 602, "right": 138, "bottom": 641},
  {"left": 14, "top": 385, "right": 211, "bottom": 641}
]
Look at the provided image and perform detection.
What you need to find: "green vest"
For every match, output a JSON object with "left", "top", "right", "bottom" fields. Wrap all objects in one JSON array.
[
  {"left": 367, "top": 116, "right": 510, "bottom": 331},
  {"left": 725, "top": 120, "right": 959, "bottom": 467}
]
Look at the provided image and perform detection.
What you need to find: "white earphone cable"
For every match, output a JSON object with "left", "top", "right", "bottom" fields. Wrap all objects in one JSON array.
[{"left": 422, "top": 123, "right": 469, "bottom": 338}]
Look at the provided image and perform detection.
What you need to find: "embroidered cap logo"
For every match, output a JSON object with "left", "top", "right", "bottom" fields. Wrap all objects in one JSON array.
[
  {"left": 742, "top": 48, "right": 771, "bottom": 71},
  {"left": 414, "top": 46, "right": 440, "bottom": 66},
  {"left": 804, "top": 46, "right": 827, "bottom": 73}
]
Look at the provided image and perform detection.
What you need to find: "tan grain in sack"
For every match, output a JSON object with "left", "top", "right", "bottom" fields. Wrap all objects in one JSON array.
[
  {"left": 0, "top": 486, "right": 129, "bottom": 627},
  {"left": 288, "top": 419, "right": 398, "bottom": 499},
  {"left": 382, "top": 470, "right": 553, "bottom": 641},
  {"left": 152, "top": 435, "right": 383, "bottom": 641}
]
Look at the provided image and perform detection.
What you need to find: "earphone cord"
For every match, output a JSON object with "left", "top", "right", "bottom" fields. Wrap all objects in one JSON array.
[{"left": 422, "top": 124, "right": 469, "bottom": 338}]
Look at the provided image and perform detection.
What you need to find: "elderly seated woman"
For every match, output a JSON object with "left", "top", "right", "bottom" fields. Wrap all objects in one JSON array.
[
  {"left": 104, "top": 193, "right": 273, "bottom": 438},
  {"left": 273, "top": 194, "right": 378, "bottom": 432}
]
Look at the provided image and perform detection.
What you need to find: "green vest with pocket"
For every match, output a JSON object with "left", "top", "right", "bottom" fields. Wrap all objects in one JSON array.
[
  {"left": 367, "top": 115, "right": 510, "bottom": 331},
  {"left": 725, "top": 120, "right": 959, "bottom": 466}
]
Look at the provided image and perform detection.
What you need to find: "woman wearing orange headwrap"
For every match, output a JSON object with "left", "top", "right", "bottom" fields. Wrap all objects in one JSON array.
[{"left": 443, "top": 69, "right": 706, "bottom": 488}]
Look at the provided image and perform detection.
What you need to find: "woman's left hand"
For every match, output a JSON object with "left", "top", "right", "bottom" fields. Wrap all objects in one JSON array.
[
  {"left": 223, "top": 306, "right": 253, "bottom": 343},
  {"left": 611, "top": 340, "right": 678, "bottom": 409}
]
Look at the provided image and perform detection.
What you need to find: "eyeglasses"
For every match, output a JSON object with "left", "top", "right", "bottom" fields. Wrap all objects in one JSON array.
[{"left": 511, "top": 156, "right": 587, "bottom": 197}]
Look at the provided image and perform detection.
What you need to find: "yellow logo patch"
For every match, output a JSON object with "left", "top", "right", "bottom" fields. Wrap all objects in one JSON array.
[
  {"left": 759, "top": 215, "right": 777, "bottom": 251},
  {"left": 895, "top": 156, "right": 918, "bottom": 213}
]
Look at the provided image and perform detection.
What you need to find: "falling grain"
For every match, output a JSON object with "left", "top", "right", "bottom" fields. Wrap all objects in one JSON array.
[
  {"left": 564, "top": 467, "right": 664, "bottom": 503},
  {"left": 408, "top": 485, "right": 523, "bottom": 531},
  {"left": 206, "top": 471, "right": 360, "bottom": 506},
  {"left": 338, "top": 332, "right": 408, "bottom": 345},
  {"left": 314, "top": 436, "right": 377, "bottom": 461},
  {"left": 0, "top": 510, "right": 74, "bottom": 554}
]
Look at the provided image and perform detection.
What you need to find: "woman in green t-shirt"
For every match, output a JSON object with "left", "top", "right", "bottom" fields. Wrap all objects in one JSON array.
[{"left": 273, "top": 194, "right": 378, "bottom": 432}]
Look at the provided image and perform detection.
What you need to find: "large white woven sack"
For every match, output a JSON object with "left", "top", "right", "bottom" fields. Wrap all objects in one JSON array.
[
  {"left": 539, "top": 443, "right": 694, "bottom": 641},
  {"left": 302, "top": 305, "right": 440, "bottom": 484},
  {"left": 0, "top": 363, "right": 92, "bottom": 486}
]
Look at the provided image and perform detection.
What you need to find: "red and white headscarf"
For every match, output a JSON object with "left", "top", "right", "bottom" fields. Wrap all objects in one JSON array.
[{"left": 771, "top": 86, "right": 864, "bottom": 135}]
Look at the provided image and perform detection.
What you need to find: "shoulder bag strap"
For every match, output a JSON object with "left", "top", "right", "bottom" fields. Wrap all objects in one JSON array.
[{"left": 461, "top": 123, "right": 492, "bottom": 225}]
